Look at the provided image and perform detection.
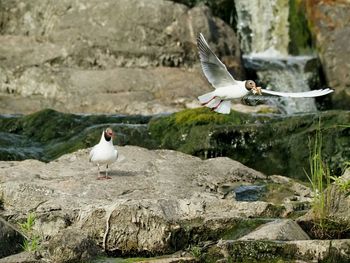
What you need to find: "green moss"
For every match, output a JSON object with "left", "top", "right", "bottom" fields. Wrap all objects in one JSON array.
[
  {"left": 288, "top": 0, "right": 312, "bottom": 55},
  {"left": 224, "top": 240, "right": 298, "bottom": 262}
]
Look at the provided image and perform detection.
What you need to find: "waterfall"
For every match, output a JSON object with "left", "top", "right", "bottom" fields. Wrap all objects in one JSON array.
[
  {"left": 234, "top": 0, "right": 318, "bottom": 114},
  {"left": 235, "top": 0, "right": 289, "bottom": 55}
]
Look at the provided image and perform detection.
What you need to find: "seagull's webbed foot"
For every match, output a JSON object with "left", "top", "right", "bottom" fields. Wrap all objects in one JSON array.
[{"left": 97, "top": 175, "right": 112, "bottom": 180}]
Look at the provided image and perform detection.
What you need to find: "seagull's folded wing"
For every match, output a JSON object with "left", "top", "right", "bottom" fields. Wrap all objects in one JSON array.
[
  {"left": 261, "top": 88, "right": 334, "bottom": 98},
  {"left": 197, "top": 33, "right": 239, "bottom": 88}
]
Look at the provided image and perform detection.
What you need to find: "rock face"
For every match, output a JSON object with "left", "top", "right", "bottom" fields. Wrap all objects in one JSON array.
[
  {"left": 0, "top": 0, "right": 243, "bottom": 115},
  {"left": 305, "top": 0, "right": 350, "bottom": 110},
  {"left": 0, "top": 146, "right": 311, "bottom": 261}
]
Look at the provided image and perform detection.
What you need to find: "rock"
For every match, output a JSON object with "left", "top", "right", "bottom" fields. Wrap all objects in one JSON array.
[
  {"left": 305, "top": 0, "right": 350, "bottom": 110},
  {"left": 203, "top": 239, "right": 350, "bottom": 262},
  {"left": 0, "top": 252, "right": 42, "bottom": 263},
  {"left": 239, "top": 219, "right": 310, "bottom": 241},
  {"left": 0, "top": 0, "right": 243, "bottom": 114},
  {"left": 44, "top": 228, "right": 100, "bottom": 263},
  {"left": 0, "top": 217, "right": 24, "bottom": 259},
  {"left": 0, "top": 146, "right": 304, "bottom": 261}
]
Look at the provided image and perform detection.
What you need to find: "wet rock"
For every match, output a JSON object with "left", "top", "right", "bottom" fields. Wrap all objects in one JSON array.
[
  {"left": 0, "top": 217, "right": 24, "bottom": 258},
  {"left": 305, "top": 0, "right": 350, "bottom": 110},
  {"left": 0, "top": 0, "right": 243, "bottom": 115},
  {"left": 239, "top": 219, "right": 310, "bottom": 241},
  {"left": 233, "top": 185, "right": 266, "bottom": 202}
]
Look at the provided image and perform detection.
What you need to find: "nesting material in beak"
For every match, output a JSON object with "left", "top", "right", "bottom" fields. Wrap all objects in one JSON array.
[{"left": 252, "top": 86, "right": 262, "bottom": 95}]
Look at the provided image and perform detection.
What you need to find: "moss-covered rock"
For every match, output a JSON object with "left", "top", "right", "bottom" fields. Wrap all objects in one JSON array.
[
  {"left": 148, "top": 108, "right": 350, "bottom": 180},
  {"left": 0, "top": 109, "right": 155, "bottom": 162},
  {"left": 1, "top": 108, "right": 349, "bottom": 181}
]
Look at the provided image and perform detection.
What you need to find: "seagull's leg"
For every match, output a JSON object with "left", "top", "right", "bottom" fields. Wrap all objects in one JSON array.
[
  {"left": 211, "top": 100, "right": 223, "bottom": 111},
  {"left": 105, "top": 164, "right": 112, "bottom": 179},
  {"left": 201, "top": 96, "right": 217, "bottom": 106},
  {"left": 97, "top": 164, "right": 103, "bottom": 180}
]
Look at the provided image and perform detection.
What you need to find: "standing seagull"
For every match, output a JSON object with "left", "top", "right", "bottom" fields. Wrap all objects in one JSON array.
[
  {"left": 197, "top": 33, "right": 334, "bottom": 114},
  {"left": 89, "top": 127, "right": 118, "bottom": 180}
]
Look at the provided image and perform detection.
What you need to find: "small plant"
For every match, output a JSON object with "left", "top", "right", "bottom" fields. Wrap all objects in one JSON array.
[
  {"left": 18, "top": 212, "right": 41, "bottom": 252},
  {"left": 304, "top": 121, "right": 350, "bottom": 239},
  {"left": 189, "top": 245, "right": 202, "bottom": 259},
  {"left": 304, "top": 120, "right": 331, "bottom": 230},
  {"left": 330, "top": 175, "right": 350, "bottom": 195}
]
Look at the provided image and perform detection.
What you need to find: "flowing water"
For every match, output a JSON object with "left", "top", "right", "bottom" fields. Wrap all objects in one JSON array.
[{"left": 234, "top": 0, "right": 318, "bottom": 114}]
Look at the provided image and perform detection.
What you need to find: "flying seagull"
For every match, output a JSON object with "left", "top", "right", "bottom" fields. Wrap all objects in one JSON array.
[
  {"left": 89, "top": 127, "right": 118, "bottom": 180},
  {"left": 197, "top": 33, "right": 334, "bottom": 114}
]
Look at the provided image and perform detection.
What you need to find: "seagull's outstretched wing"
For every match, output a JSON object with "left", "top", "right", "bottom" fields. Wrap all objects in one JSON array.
[
  {"left": 261, "top": 88, "right": 334, "bottom": 98},
  {"left": 197, "top": 33, "right": 239, "bottom": 88}
]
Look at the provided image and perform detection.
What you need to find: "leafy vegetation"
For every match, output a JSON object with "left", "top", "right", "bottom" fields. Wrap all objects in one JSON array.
[{"left": 18, "top": 212, "right": 41, "bottom": 252}]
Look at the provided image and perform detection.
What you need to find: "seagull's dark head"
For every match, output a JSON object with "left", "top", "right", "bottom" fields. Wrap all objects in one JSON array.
[
  {"left": 104, "top": 127, "right": 114, "bottom": 141},
  {"left": 245, "top": 80, "right": 256, "bottom": 91},
  {"left": 245, "top": 80, "right": 262, "bottom": 95}
]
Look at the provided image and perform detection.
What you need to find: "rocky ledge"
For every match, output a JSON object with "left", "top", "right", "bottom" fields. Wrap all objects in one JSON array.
[{"left": 0, "top": 146, "right": 349, "bottom": 262}]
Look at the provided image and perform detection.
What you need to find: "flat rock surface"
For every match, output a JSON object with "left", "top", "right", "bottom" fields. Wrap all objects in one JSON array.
[{"left": 0, "top": 145, "right": 301, "bottom": 260}]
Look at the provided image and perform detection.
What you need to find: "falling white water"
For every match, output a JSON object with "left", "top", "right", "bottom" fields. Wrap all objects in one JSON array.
[
  {"left": 235, "top": 0, "right": 318, "bottom": 114},
  {"left": 235, "top": 0, "right": 289, "bottom": 55}
]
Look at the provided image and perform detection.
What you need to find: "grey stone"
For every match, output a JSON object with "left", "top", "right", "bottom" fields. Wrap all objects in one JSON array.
[{"left": 239, "top": 219, "right": 310, "bottom": 241}]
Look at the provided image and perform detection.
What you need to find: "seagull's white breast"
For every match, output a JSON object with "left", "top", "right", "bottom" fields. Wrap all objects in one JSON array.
[{"left": 90, "top": 141, "right": 118, "bottom": 165}]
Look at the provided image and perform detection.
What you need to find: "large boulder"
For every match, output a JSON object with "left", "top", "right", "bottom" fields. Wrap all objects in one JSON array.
[
  {"left": 0, "top": 0, "right": 244, "bottom": 115},
  {"left": 305, "top": 0, "right": 350, "bottom": 110},
  {"left": 0, "top": 146, "right": 309, "bottom": 261},
  {"left": 238, "top": 219, "right": 310, "bottom": 241}
]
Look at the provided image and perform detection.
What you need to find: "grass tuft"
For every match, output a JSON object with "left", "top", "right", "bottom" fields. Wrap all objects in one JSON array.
[{"left": 18, "top": 212, "right": 41, "bottom": 252}]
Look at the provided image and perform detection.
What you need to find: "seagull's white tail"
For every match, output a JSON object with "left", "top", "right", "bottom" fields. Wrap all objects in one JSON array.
[
  {"left": 214, "top": 100, "right": 231, "bottom": 114},
  {"left": 198, "top": 92, "right": 216, "bottom": 105}
]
